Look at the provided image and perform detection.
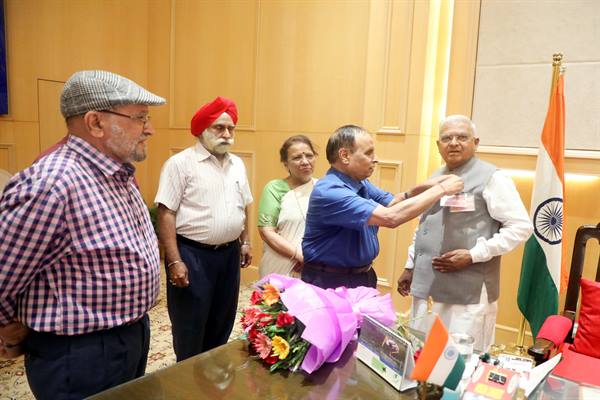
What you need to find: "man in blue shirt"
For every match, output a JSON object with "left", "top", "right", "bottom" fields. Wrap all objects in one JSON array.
[{"left": 301, "top": 125, "right": 463, "bottom": 289}]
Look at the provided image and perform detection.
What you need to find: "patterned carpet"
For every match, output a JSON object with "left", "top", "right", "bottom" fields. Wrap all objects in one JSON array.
[{"left": 0, "top": 272, "right": 254, "bottom": 400}]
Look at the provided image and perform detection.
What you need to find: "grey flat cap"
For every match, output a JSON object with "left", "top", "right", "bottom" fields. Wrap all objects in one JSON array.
[{"left": 60, "top": 70, "right": 166, "bottom": 118}]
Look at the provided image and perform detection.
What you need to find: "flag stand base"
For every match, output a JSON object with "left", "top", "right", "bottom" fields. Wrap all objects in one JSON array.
[
  {"left": 491, "top": 343, "right": 532, "bottom": 358},
  {"left": 500, "top": 343, "right": 533, "bottom": 360},
  {"left": 487, "top": 317, "right": 534, "bottom": 360}
]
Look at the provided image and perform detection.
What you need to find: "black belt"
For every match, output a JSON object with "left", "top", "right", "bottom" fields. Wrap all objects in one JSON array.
[
  {"left": 177, "top": 234, "right": 238, "bottom": 251},
  {"left": 304, "top": 262, "right": 372, "bottom": 274}
]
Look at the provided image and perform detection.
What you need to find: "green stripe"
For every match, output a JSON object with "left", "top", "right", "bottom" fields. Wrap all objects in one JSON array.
[
  {"left": 442, "top": 355, "right": 465, "bottom": 390},
  {"left": 517, "top": 236, "right": 559, "bottom": 337}
]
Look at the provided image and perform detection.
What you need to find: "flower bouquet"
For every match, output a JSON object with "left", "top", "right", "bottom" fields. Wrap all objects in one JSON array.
[{"left": 241, "top": 273, "right": 397, "bottom": 373}]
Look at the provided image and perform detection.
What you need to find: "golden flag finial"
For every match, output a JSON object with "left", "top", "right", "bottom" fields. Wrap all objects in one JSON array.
[{"left": 552, "top": 53, "right": 563, "bottom": 67}]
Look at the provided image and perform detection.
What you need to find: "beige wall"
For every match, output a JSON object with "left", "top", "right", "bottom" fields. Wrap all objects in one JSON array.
[
  {"left": 473, "top": 0, "right": 600, "bottom": 151},
  {"left": 2, "top": 0, "right": 599, "bottom": 348}
]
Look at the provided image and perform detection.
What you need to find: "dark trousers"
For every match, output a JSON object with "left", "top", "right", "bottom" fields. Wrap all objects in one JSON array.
[
  {"left": 24, "top": 315, "right": 150, "bottom": 400},
  {"left": 301, "top": 265, "right": 377, "bottom": 289},
  {"left": 168, "top": 238, "right": 240, "bottom": 362}
]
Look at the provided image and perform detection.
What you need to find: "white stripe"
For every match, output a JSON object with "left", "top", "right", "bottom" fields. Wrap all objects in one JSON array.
[
  {"left": 529, "top": 147, "right": 562, "bottom": 289},
  {"left": 428, "top": 341, "right": 459, "bottom": 386}
]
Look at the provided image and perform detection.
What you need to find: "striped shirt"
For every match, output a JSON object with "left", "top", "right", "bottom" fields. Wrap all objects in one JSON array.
[
  {"left": 0, "top": 135, "right": 160, "bottom": 335},
  {"left": 154, "top": 142, "right": 253, "bottom": 244}
]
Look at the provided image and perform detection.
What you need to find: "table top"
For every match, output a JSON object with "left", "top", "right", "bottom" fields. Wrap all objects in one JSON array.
[
  {"left": 528, "top": 374, "right": 600, "bottom": 400},
  {"left": 89, "top": 339, "right": 417, "bottom": 399}
]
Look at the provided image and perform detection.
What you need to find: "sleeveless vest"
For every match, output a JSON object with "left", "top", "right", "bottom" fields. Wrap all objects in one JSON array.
[{"left": 411, "top": 157, "right": 501, "bottom": 304}]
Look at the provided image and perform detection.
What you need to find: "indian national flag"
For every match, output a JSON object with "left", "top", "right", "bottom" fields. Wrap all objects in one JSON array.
[
  {"left": 517, "top": 73, "right": 567, "bottom": 338},
  {"left": 410, "top": 317, "right": 465, "bottom": 390}
]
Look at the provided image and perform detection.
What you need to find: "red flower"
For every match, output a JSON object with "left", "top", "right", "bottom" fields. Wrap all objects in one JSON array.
[
  {"left": 250, "top": 290, "right": 263, "bottom": 305},
  {"left": 252, "top": 332, "right": 272, "bottom": 359},
  {"left": 258, "top": 313, "right": 273, "bottom": 327},
  {"left": 264, "top": 355, "right": 279, "bottom": 365},
  {"left": 248, "top": 327, "right": 259, "bottom": 341},
  {"left": 276, "top": 312, "right": 295, "bottom": 327},
  {"left": 413, "top": 348, "right": 422, "bottom": 363},
  {"left": 241, "top": 307, "right": 261, "bottom": 330}
]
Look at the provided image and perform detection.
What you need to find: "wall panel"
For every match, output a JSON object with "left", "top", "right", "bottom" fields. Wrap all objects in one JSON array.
[
  {"left": 38, "top": 80, "right": 65, "bottom": 153},
  {"left": 371, "top": 161, "right": 403, "bottom": 290},
  {"left": 473, "top": 0, "right": 600, "bottom": 152},
  {"left": 255, "top": 0, "right": 370, "bottom": 133},
  {"left": 381, "top": 1, "right": 413, "bottom": 134},
  {"left": 170, "top": 0, "right": 258, "bottom": 131},
  {"left": 0, "top": 144, "right": 15, "bottom": 171}
]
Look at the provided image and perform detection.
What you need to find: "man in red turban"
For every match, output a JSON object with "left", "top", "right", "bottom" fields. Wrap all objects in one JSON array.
[
  {"left": 190, "top": 96, "right": 238, "bottom": 136},
  {"left": 155, "top": 96, "right": 253, "bottom": 361}
]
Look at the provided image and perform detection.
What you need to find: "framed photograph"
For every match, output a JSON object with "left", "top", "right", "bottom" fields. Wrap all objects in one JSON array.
[{"left": 356, "top": 315, "right": 417, "bottom": 392}]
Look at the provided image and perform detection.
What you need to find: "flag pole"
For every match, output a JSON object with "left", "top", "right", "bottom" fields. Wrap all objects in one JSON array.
[{"left": 508, "top": 53, "right": 564, "bottom": 358}]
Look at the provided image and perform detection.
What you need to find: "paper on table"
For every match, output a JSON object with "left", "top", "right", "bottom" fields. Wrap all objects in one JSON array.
[
  {"left": 524, "top": 353, "right": 562, "bottom": 398},
  {"left": 581, "top": 386, "right": 600, "bottom": 400}
]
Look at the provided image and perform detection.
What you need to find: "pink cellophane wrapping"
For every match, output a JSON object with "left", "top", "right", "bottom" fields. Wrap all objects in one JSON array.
[{"left": 258, "top": 274, "right": 397, "bottom": 374}]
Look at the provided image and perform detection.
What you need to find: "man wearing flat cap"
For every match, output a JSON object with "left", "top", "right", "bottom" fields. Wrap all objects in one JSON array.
[
  {"left": 155, "top": 96, "right": 253, "bottom": 361},
  {"left": 0, "top": 70, "right": 165, "bottom": 399}
]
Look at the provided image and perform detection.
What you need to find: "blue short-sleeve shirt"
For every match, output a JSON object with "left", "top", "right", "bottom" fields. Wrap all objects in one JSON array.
[{"left": 302, "top": 168, "right": 394, "bottom": 268}]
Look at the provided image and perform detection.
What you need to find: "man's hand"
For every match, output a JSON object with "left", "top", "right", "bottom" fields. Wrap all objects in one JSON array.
[
  {"left": 0, "top": 321, "right": 29, "bottom": 359},
  {"left": 397, "top": 269, "right": 413, "bottom": 296},
  {"left": 0, "top": 339, "right": 25, "bottom": 359},
  {"left": 408, "top": 175, "right": 456, "bottom": 198},
  {"left": 432, "top": 249, "right": 472, "bottom": 273},
  {"left": 168, "top": 262, "right": 190, "bottom": 287},
  {"left": 0, "top": 321, "right": 29, "bottom": 344},
  {"left": 292, "top": 261, "right": 303, "bottom": 273},
  {"left": 240, "top": 244, "right": 252, "bottom": 268},
  {"left": 437, "top": 175, "right": 464, "bottom": 196}
]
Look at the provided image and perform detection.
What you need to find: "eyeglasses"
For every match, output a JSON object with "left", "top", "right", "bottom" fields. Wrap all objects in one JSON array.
[
  {"left": 439, "top": 134, "right": 472, "bottom": 144},
  {"left": 100, "top": 110, "right": 151, "bottom": 127},
  {"left": 208, "top": 124, "right": 236, "bottom": 135},
  {"left": 289, "top": 154, "right": 315, "bottom": 163}
]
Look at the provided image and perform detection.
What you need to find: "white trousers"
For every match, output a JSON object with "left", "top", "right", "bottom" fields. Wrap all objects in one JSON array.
[{"left": 409, "top": 285, "right": 498, "bottom": 352}]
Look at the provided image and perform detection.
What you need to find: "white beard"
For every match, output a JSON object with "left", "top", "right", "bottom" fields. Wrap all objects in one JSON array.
[{"left": 202, "top": 129, "right": 233, "bottom": 155}]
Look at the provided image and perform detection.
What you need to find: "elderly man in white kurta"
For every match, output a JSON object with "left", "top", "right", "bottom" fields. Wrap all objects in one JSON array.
[
  {"left": 155, "top": 96, "right": 252, "bottom": 361},
  {"left": 397, "top": 115, "right": 533, "bottom": 352}
]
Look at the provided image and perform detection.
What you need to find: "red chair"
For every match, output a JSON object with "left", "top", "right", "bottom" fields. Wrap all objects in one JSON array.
[{"left": 528, "top": 223, "right": 600, "bottom": 386}]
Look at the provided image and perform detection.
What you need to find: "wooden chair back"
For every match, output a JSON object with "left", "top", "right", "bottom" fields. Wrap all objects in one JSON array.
[{"left": 562, "top": 223, "right": 600, "bottom": 321}]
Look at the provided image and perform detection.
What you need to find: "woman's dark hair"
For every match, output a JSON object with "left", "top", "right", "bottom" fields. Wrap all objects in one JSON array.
[{"left": 279, "top": 135, "right": 318, "bottom": 163}]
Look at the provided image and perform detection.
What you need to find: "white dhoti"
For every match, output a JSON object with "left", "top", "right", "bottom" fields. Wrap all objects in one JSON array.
[{"left": 409, "top": 284, "right": 497, "bottom": 352}]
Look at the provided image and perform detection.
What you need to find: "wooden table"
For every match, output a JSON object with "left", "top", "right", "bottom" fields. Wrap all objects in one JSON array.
[
  {"left": 89, "top": 338, "right": 591, "bottom": 399},
  {"left": 89, "top": 339, "right": 417, "bottom": 399}
]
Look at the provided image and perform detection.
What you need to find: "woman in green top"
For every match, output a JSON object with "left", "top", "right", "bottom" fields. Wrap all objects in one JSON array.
[{"left": 257, "top": 135, "right": 318, "bottom": 278}]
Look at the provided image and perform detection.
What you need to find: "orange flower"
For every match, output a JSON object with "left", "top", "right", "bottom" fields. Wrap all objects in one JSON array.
[
  {"left": 271, "top": 336, "right": 290, "bottom": 360},
  {"left": 262, "top": 283, "right": 280, "bottom": 306}
]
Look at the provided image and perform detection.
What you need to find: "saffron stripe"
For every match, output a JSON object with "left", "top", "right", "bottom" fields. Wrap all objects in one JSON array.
[
  {"left": 410, "top": 318, "right": 448, "bottom": 380},
  {"left": 540, "top": 75, "right": 565, "bottom": 184}
]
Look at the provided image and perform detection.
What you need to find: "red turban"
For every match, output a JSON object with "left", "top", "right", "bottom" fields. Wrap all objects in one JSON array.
[{"left": 190, "top": 96, "right": 238, "bottom": 136}]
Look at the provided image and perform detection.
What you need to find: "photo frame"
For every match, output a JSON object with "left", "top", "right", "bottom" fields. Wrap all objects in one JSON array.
[{"left": 356, "top": 315, "right": 417, "bottom": 392}]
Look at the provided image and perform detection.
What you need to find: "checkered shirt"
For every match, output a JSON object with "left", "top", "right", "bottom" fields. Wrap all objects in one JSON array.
[{"left": 0, "top": 135, "right": 160, "bottom": 335}]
